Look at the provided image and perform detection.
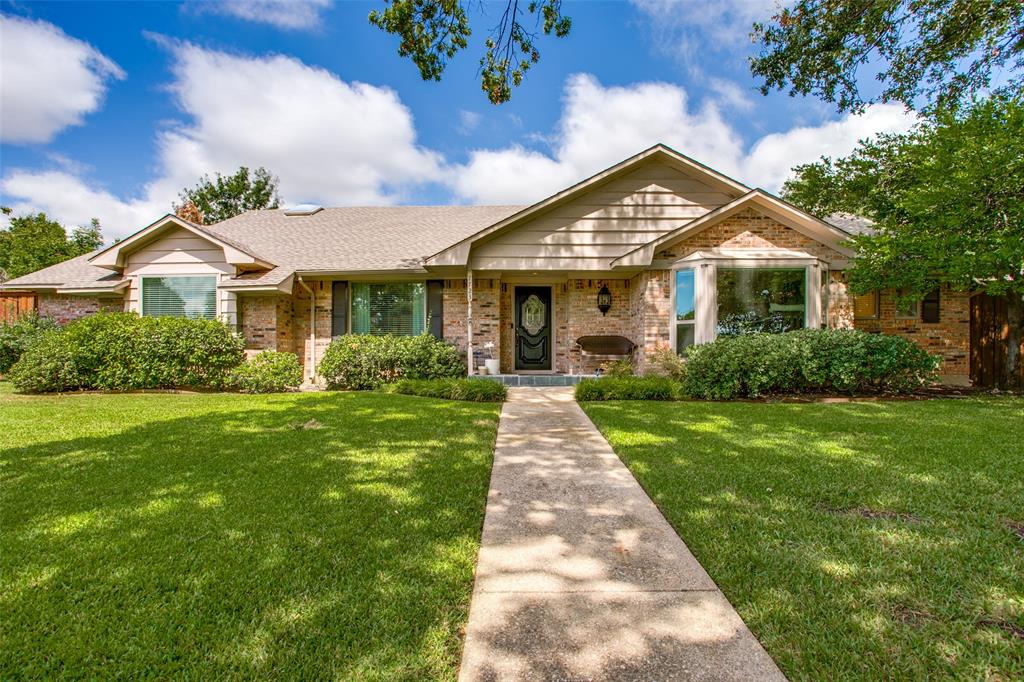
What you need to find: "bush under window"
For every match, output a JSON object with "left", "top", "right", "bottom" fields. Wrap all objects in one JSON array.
[
  {"left": 318, "top": 334, "right": 465, "bottom": 390},
  {"left": 9, "top": 312, "right": 244, "bottom": 393},
  {"left": 385, "top": 378, "right": 507, "bottom": 402},
  {"left": 575, "top": 376, "right": 682, "bottom": 401},
  {"left": 683, "top": 328, "right": 939, "bottom": 399}
]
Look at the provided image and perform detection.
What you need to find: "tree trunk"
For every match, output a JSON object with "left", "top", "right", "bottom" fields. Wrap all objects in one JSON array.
[{"left": 1007, "top": 292, "right": 1024, "bottom": 391}]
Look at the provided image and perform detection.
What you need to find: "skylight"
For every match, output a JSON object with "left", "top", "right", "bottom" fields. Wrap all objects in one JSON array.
[{"left": 283, "top": 204, "right": 323, "bottom": 216}]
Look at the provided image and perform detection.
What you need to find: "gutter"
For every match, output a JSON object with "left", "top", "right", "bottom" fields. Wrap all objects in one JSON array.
[{"left": 296, "top": 276, "right": 318, "bottom": 385}]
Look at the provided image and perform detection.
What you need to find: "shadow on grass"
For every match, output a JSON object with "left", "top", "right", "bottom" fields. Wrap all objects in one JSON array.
[
  {"left": 1, "top": 392, "right": 499, "bottom": 680},
  {"left": 582, "top": 398, "right": 1024, "bottom": 680}
]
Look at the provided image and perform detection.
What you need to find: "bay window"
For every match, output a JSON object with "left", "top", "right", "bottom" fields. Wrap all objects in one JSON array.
[
  {"left": 716, "top": 268, "right": 806, "bottom": 335},
  {"left": 141, "top": 275, "right": 217, "bottom": 319},
  {"left": 350, "top": 282, "right": 426, "bottom": 335}
]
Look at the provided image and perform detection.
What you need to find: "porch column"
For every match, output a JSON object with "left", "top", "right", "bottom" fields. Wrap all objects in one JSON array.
[
  {"left": 466, "top": 269, "right": 474, "bottom": 376},
  {"left": 807, "top": 262, "right": 824, "bottom": 329},
  {"left": 694, "top": 263, "right": 717, "bottom": 343}
]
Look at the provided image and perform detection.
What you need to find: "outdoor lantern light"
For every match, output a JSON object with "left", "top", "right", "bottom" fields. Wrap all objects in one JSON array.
[{"left": 597, "top": 285, "right": 612, "bottom": 316}]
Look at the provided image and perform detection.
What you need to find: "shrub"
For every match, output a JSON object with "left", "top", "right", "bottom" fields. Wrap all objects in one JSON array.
[
  {"left": 683, "top": 328, "right": 939, "bottom": 400},
  {"left": 386, "top": 378, "right": 507, "bottom": 402},
  {"left": 0, "top": 313, "right": 58, "bottom": 374},
  {"left": 318, "top": 334, "right": 465, "bottom": 390},
  {"left": 575, "top": 376, "right": 682, "bottom": 401},
  {"left": 9, "top": 312, "right": 244, "bottom": 393},
  {"left": 600, "top": 357, "right": 635, "bottom": 377},
  {"left": 645, "top": 345, "right": 687, "bottom": 382},
  {"left": 229, "top": 351, "right": 303, "bottom": 393}
]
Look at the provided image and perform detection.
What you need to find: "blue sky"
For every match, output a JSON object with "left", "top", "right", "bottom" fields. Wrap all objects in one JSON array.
[{"left": 0, "top": 0, "right": 915, "bottom": 241}]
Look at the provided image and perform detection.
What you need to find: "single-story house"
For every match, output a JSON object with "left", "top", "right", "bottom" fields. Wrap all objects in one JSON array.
[{"left": 2, "top": 144, "right": 979, "bottom": 385}]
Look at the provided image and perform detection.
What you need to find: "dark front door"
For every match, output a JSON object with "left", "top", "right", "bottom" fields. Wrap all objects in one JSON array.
[{"left": 514, "top": 286, "right": 552, "bottom": 371}]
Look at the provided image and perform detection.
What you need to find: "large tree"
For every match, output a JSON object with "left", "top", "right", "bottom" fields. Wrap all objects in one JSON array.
[
  {"left": 368, "top": 0, "right": 571, "bottom": 104},
  {"left": 782, "top": 95, "right": 1024, "bottom": 386},
  {"left": 174, "top": 167, "right": 280, "bottom": 225},
  {"left": 751, "top": 0, "right": 1024, "bottom": 113},
  {"left": 0, "top": 209, "right": 104, "bottom": 282}
]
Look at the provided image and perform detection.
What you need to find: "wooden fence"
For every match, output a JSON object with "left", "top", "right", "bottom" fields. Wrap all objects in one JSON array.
[
  {"left": 1, "top": 292, "right": 37, "bottom": 324},
  {"left": 970, "top": 293, "right": 1024, "bottom": 389}
]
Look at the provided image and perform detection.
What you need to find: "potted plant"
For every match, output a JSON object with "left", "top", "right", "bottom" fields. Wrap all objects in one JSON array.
[{"left": 483, "top": 342, "right": 500, "bottom": 376}]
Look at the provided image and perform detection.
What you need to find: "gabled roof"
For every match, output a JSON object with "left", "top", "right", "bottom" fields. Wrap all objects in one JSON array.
[
  {"left": 611, "top": 189, "right": 856, "bottom": 268},
  {"left": 3, "top": 252, "right": 126, "bottom": 291},
  {"left": 425, "top": 144, "right": 750, "bottom": 267},
  {"left": 89, "top": 214, "right": 274, "bottom": 271}
]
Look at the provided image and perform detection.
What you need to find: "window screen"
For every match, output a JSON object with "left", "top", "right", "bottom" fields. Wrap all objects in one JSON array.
[
  {"left": 350, "top": 282, "right": 426, "bottom": 335},
  {"left": 142, "top": 276, "right": 217, "bottom": 319}
]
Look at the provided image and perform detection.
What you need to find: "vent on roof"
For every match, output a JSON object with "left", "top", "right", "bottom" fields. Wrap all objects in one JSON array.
[{"left": 283, "top": 204, "right": 323, "bottom": 216}]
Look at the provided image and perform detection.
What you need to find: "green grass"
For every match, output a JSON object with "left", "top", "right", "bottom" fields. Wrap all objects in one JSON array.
[
  {"left": 581, "top": 397, "right": 1024, "bottom": 680},
  {"left": 0, "top": 383, "right": 500, "bottom": 679}
]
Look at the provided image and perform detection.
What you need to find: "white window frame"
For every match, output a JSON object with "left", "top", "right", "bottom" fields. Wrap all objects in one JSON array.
[
  {"left": 140, "top": 275, "right": 219, "bottom": 320},
  {"left": 668, "top": 250, "right": 826, "bottom": 351}
]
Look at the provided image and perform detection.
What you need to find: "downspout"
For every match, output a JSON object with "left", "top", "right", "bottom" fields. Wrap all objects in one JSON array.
[
  {"left": 297, "top": 276, "right": 317, "bottom": 384},
  {"left": 466, "top": 269, "right": 474, "bottom": 376}
]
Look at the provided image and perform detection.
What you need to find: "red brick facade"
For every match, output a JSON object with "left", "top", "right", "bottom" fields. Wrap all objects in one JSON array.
[{"left": 37, "top": 293, "right": 124, "bottom": 325}]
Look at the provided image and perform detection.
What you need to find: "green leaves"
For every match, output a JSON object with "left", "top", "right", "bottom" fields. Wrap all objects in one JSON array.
[
  {"left": 318, "top": 333, "right": 466, "bottom": 390},
  {"left": 0, "top": 210, "right": 104, "bottom": 281},
  {"left": 228, "top": 350, "right": 303, "bottom": 393},
  {"left": 174, "top": 166, "right": 280, "bottom": 225},
  {"left": 368, "top": 0, "right": 571, "bottom": 104},
  {"left": 751, "top": 0, "right": 1024, "bottom": 113}
]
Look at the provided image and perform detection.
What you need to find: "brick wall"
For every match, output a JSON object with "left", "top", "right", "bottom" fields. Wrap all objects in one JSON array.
[
  {"left": 37, "top": 293, "right": 124, "bottom": 324},
  {"left": 443, "top": 278, "right": 500, "bottom": 371},
  {"left": 293, "top": 280, "right": 333, "bottom": 382},
  {"left": 240, "top": 296, "right": 278, "bottom": 350},
  {"left": 562, "top": 279, "right": 635, "bottom": 374},
  {"left": 853, "top": 284, "right": 970, "bottom": 383}
]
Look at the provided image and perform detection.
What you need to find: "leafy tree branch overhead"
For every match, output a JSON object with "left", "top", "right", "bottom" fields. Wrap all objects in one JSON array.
[
  {"left": 0, "top": 208, "right": 104, "bottom": 282},
  {"left": 751, "top": 0, "right": 1024, "bottom": 113},
  {"left": 174, "top": 167, "right": 280, "bottom": 225},
  {"left": 369, "top": 0, "right": 571, "bottom": 104}
]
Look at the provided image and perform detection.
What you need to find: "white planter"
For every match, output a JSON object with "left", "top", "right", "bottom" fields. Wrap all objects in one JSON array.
[{"left": 484, "top": 358, "right": 501, "bottom": 375}]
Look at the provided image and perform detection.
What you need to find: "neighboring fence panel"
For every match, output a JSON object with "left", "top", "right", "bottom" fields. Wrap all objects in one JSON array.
[
  {"left": 970, "top": 293, "right": 1023, "bottom": 389},
  {"left": 0, "top": 293, "right": 37, "bottom": 324}
]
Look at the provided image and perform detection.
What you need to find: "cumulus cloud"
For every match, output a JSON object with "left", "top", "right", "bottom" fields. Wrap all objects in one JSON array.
[
  {"left": 457, "top": 110, "right": 482, "bottom": 135},
  {"left": 1, "top": 40, "right": 443, "bottom": 240},
  {"left": 449, "top": 74, "right": 916, "bottom": 204},
  {"left": 0, "top": 14, "right": 125, "bottom": 144},
  {"left": 191, "top": 0, "right": 331, "bottom": 31}
]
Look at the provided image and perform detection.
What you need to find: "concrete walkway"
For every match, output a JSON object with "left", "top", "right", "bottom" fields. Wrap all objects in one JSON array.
[{"left": 459, "top": 387, "right": 785, "bottom": 682}]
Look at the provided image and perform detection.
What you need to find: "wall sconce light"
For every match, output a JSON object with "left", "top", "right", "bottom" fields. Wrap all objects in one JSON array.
[{"left": 597, "top": 285, "right": 612, "bottom": 316}]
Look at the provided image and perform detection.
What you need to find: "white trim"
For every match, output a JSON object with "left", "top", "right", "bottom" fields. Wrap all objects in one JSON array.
[{"left": 512, "top": 284, "right": 556, "bottom": 373}]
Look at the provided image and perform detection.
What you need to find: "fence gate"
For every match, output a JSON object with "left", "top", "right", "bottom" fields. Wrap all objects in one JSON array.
[
  {"left": 970, "top": 293, "right": 1023, "bottom": 389},
  {"left": 0, "top": 292, "right": 37, "bottom": 324}
]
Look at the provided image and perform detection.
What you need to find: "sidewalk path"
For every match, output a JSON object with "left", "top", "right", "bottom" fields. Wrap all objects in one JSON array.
[{"left": 459, "top": 387, "right": 786, "bottom": 681}]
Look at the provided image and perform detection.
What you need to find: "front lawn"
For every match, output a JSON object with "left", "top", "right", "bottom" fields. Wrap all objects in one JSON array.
[
  {"left": 582, "top": 397, "right": 1024, "bottom": 680},
  {"left": 0, "top": 384, "right": 500, "bottom": 679}
]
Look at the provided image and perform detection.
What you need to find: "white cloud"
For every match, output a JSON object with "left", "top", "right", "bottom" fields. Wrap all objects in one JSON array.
[
  {"left": 630, "top": 0, "right": 778, "bottom": 74},
  {"left": 0, "top": 14, "right": 125, "bottom": 144},
  {"left": 708, "top": 78, "right": 755, "bottom": 111},
  {"left": 450, "top": 74, "right": 916, "bottom": 204},
  {"left": 192, "top": 0, "right": 331, "bottom": 31},
  {"left": 457, "top": 110, "right": 482, "bottom": 135},
  {"left": 1, "top": 41, "right": 443, "bottom": 240}
]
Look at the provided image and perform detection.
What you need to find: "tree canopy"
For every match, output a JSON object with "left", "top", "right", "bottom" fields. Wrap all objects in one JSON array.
[
  {"left": 0, "top": 209, "right": 104, "bottom": 282},
  {"left": 751, "top": 0, "right": 1024, "bottom": 113},
  {"left": 783, "top": 95, "right": 1024, "bottom": 382},
  {"left": 369, "top": 0, "right": 571, "bottom": 104},
  {"left": 174, "top": 167, "right": 280, "bottom": 225}
]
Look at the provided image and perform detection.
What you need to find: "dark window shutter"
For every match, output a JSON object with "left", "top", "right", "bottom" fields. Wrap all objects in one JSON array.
[
  {"left": 427, "top": 280, "right": 443, "bottom": 339},
  {"left": 921, "top": 288, "right": 940, "bottom": 323},
  {"left": 332, "top": 281, "right": 349, "bottom": 337}
]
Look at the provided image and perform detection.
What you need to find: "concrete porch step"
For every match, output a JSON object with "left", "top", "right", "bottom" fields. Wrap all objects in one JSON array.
[{"left": 477, "top": 374, "right": 591, "bottom": 387}]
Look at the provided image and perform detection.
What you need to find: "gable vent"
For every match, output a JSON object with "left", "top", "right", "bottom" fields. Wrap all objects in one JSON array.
[{"left": 284, "top": 204, "right": 323, "bottom": 216}]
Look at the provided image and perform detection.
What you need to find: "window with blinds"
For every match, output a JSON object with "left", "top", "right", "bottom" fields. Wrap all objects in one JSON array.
[
  {"left": 141, "top": 276, "right": 217, "bottom": 320},
  {"left": 350, "top": 282, "right": 425, "bottom": 335}
]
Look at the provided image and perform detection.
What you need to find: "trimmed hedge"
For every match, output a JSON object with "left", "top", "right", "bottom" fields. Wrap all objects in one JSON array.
[
  {"left": 683, "top": 328, "right": 939, "bottom": 399},
  {"left": 575, "top": 376, "right": 682, "bottom": 401},
  {"left": 318, "top": 334, "right": 465, "bottom": 390},
  {"left": 385, "top": 378, "right": 507, "bottom": 402},
  {"left": 0, "top": 313, "right": 58, "bottom": 374},
  {"left": 9, "top": 312, "right": 244, "bottom": 393},
  {"left": 229, "top": 351, "right": 303, "bottom": 393}
]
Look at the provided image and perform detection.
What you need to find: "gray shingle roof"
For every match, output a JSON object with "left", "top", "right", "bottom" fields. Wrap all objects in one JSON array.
[
  {"left": 825, "top": 212, "right": 875, "bottom": 236},
  {"left": 3, "top": 205, "right": 525, "bottom": 290}
]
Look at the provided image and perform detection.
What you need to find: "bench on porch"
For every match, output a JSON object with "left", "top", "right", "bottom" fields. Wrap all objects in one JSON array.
[{"left": 574, "top": 335, "right": 637, "bottom": 366}]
